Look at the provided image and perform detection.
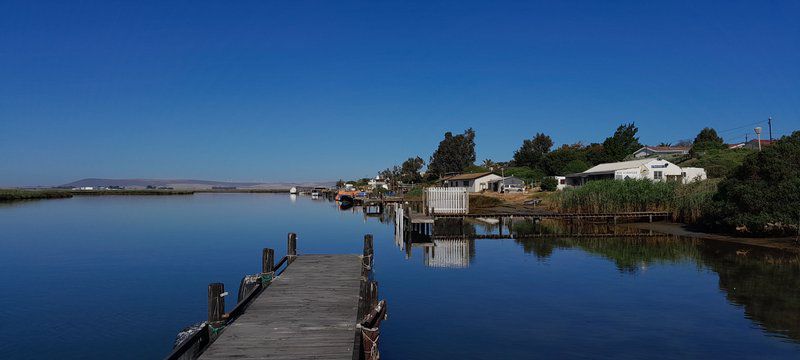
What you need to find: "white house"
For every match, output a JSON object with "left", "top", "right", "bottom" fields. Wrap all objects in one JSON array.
[
  {"left": 368, "top": 176, "right": 389, "bottom": 190},
  {"left": 632, "top": 146, "right": 690, "bottom": 158},
  {"left": 553, "top": 176, "right": 567, "bottom": 190},
  {"left": 565, "top": 159, "right": 706, "bottom": 186},
  {"left": 441, "top": 172, "right": 503, "bottom": 193}
]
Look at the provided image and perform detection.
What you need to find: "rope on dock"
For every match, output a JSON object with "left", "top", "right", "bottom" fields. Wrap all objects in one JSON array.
[{"left": 260, "top": 271, "right": 275, "bottom": 285}]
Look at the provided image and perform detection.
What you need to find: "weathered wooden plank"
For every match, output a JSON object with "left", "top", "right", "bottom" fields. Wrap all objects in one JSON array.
[{"left": 199, "top": 254, "right": 362, "bottom": 360}]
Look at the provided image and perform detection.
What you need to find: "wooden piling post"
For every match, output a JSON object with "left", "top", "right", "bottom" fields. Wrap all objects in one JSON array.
[
  {"left": 287, "top": 232, "right": 297, "bottom": 264},
  {"left": 208, "top": 283, "right": 226, "bottom": 324},
  {"left": 363, "top": 234, "right": 374, "bottom": 271},
  {"left": 262, "top": 248, "right": 274, "bottom": 274}
]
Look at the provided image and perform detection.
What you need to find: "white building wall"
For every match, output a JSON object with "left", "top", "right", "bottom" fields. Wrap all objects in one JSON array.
[{"left": 681, "top": 167, "right": 707, "bottom": 183}]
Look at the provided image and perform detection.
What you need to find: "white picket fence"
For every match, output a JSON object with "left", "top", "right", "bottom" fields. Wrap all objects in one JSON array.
[{"left": 424, "top": 187, "right": 469, "bottom": 214}]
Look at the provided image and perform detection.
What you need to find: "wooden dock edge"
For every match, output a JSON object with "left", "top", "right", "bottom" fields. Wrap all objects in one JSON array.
[{"left": 164, "top": 233, "right": 386, "bottom": 360}]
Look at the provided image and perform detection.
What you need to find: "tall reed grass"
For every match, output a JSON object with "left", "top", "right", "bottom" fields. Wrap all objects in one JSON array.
[{"left": 552, "top": 179, "right": 719, "bottom": 223}]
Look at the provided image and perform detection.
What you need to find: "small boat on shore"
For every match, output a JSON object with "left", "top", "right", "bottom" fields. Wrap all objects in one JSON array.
[{"left": 289, "top": 187, "right": 297, "bottom": 195}]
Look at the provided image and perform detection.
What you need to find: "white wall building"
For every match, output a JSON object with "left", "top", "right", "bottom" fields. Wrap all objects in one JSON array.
[
  {"left": 441, "top": 172, "right": 503, "bottom": 193},
  {"left": 565, "top": 159, "right": 706, "bottom": 186}
]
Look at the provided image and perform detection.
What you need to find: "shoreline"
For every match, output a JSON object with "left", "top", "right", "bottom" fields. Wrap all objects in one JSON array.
[
  {"left": 0, "top": 188, "right": 293, "bottom": 203},
  {"left": 627, "top": 222, "right": 800, "bottom": 253}
]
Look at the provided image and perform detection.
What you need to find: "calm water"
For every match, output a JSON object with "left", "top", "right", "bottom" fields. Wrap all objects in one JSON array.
[{"left": 1, "top": 194, "right": 799, "bottom": 359}]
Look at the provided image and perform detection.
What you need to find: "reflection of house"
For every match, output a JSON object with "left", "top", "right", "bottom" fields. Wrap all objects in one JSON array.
[
  {"left": 423, "top": 240, "right": 474, "bottom": 268},
  {"left": 632, "top": 146, "right": 689, "bottom": 158},
  {"left": 565, "top": 159, "right": 706, "bottom": 186},
  {"left": 487, "top": 176, "right": 525, "bottom": 192},
  {"left": 441, "top": 172, "right": 502, "bottom": 192}
]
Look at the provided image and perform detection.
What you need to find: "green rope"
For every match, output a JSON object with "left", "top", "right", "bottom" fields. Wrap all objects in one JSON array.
[
  {"left": 261, "top": 272, "right": 274, "bottom": 285},
  {"left": 209, "top": 323, "right": 225, "bottom": 335}
]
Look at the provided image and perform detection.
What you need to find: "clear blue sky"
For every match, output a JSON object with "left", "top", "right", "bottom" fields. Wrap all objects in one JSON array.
[{"left": 1, "top": 0, "right": 798, "bottom": 186}]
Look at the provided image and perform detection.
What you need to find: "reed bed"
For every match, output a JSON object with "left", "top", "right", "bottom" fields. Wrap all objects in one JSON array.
[
  {"left": 0, "top": 189, "right": 73, "bottom": 202},
  {"left": 553, "top": 179, "right": 719, "bottom": 223}
]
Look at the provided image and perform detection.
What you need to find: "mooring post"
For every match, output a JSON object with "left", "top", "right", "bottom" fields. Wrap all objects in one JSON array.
[
  {"left": 287, "top": 232, "right": 297, "bottom": 264},
  {"left": 208, "top": 282, "right": 226, "bottom": 335},
  {"left": 262, "top": 248, "right": 274, "bottom": 274},
  {"left": 363, "top": 234, "right": 374, "bottom": 271}
]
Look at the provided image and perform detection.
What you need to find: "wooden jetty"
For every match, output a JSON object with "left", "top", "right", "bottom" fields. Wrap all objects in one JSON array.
[
  {"left": 403, "top": 208, "right": 671, "bottom": 224},
  {"left": 166, "top": 233, "right": 386, "bottom": 360}
]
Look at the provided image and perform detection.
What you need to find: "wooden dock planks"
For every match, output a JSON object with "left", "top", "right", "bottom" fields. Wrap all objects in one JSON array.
[{"left": 199, "top": 254, "right": 363, "bottom": 360}]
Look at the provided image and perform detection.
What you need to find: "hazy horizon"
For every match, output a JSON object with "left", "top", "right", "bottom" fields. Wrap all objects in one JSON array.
[{"left": 2, "top": 1, "right": 798, "bottom": 186}]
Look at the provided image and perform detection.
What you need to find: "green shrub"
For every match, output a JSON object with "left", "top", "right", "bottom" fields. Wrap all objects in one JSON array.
[
  {"left": 505, "top": 167, "right": 545, "bottom": 184},
  {"left": 677, "top": 148, "right": 754, "bottom": 178},
  {"left": 540, "top": 177, "right": 558, "bottom": 191},
  {"left": 705, "top": 131, "right": 800, "bottom": 235}
]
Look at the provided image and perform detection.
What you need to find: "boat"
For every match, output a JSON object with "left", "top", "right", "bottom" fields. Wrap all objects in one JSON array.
[
  {"left": 339, "top": 194, "right": 355, "bottom": 204},
  {"left": 289, "top": 187, "right": 297, "bottom": 195}
]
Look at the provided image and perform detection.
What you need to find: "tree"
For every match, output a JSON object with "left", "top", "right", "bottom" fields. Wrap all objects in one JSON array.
[
  {"left": 658, "top": 142, "right": 672, "bottom": 147},
  {"left": 691, "top": 127, "right": 726, "bottom": 155},
  {"left": 482, "top": 159, "right": 496, "bottom": 170},
  {"left": 540, "top": 177, "right": 558, "bottom": 191},
  {"left": 675, "top": 139, "right": 693, "bottom": 147},
  {"left": 601, "top": 123, "right": 641, "bottom": 162},
  {"left": 544, "top": 143, "right": 588, "bottom": 175},
  {"left": 513, "top": 133, "right": 553, "bottom": 169},
  {"left": 336, "top": 179, "right": 345, "bottom": 188},
  {"left": 706, "top": 131, "right": 800, "bottom": 235},
  {"left": 428, "top": 128, "right": 477, "bottom": 177},
  {"left": 400, "top": 157, "right": 425, "bottom": 183}
]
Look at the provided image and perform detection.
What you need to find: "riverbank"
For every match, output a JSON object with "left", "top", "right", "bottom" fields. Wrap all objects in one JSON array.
[
  {"left": 0, "top": 188, "right": 294, "bottom": 202},
  {"left": 0, "top": 189, "right": 73, "bottom": 202},
  {"left": 627, "top": 222, "right": 800, "bottom": 253}
]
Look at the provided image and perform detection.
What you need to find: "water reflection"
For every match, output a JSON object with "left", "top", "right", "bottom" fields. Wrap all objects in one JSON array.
[{"left": 378, "top": 203, "right": 800, "bottom": 344}]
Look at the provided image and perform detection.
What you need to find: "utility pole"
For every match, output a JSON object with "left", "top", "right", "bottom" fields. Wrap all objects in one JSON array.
[{"left": 768, "top": 117, "right": 773, "bottom": 141}]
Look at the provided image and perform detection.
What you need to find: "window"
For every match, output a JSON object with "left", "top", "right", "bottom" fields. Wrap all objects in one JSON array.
[
  {"left": 463, "top": 180, "right": 469, "bottom": 187},
  {"left": 559, "top": 179, "right": 565, "bottom": 184},
  {"left": 654, "top": 171, "right": 663, "bottom": 180}
]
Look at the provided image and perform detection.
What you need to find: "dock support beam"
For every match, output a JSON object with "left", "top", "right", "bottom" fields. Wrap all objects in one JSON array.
[
  {"left": 208, "top": 282, "right": 226, "bottom": 339},
  {"left": 287, "top": 233, "right": 297, "bottom": 264},
  {"left": 262, "top": 248, "right": 274, "bottom": 274},
  {"left": 362, "top": 234, "right": 374, "bottom": 272}
]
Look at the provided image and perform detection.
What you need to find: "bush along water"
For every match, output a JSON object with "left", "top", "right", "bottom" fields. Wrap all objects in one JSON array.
[{"left": 704, "top": 131, "right": 800, "bottom": 236}]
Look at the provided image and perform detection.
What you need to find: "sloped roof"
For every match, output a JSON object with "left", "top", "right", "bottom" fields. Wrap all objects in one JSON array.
[
  {"left": 636, "top": 146, "right": 689, "bottom": 152},
  {"left": 581, "top": 159, "right": 656, "bottom": 174},
  {"left": 442, "top": 172, "right": 497, "bottom": 181}
]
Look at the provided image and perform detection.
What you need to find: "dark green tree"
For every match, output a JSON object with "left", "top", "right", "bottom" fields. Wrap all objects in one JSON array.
[
  {"left": 540, "top": 177, "right": 558, "bottom": 191},
  {"left": 544, "top": 143, "right": 589, "bottom": 175},
  {"left": 601, "top": 123, "right": 642, "bottom": 162},
  {"left": 400, "top": 156, "right": 425, "bottom": 183},
  {"left": 691, "top": 127, "right": 726, "bottom": 155},
  {"left": 706, "top": 131, "right": 800, "bottom": 235},
  {"left": 428, "top": 128, "right": 477, "bottom": 177},
  {"left": 513, "top": 133, "right": 553, "bottom": 169}
]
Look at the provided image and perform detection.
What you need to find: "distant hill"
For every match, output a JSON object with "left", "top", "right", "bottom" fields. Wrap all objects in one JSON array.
[{"left": 60, "top": 178, "right": 335, "bottom": 190}]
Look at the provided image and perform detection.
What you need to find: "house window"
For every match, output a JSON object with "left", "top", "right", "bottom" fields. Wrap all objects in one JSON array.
[
  {"left": 559, "top": 179, "right": 565, "bottom": 184},
  {"left": 463, "top": 180, "right": 469, "bottom": 187},
  {"left": 654, "top": 171, "right": 663, "bottom": 180}
]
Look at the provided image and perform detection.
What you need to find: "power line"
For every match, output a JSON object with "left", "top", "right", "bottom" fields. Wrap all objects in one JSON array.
[{"left": 716, "top": 120, "right": 767, "bottom": 134}]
